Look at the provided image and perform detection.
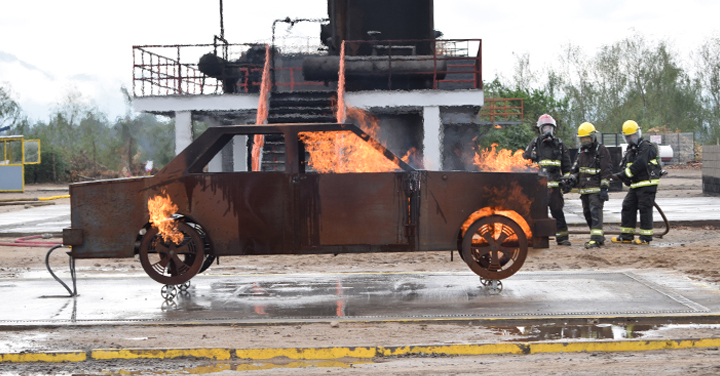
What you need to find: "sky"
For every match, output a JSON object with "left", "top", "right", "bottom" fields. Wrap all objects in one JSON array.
[{"left": 2, "top": 0, "right": 720, "bottom": 122}]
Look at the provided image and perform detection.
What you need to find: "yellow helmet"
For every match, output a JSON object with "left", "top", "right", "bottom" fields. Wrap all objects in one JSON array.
[
  {"left": 622, "top": 120, "right": 640, "bottom": 135},
  {"left": 577, "top": 122, "right": 596, "bottom": 137},
  {"left": 577, "top": 122, "right": 597, "bottom": 148},
  {"left": 622, "top": 120, "right": 641, "bottom": 145}
]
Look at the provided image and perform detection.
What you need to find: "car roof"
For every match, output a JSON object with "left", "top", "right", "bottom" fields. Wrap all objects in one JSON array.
[{"left": 156, "top": 122, "right": 414, "bottom": 178}]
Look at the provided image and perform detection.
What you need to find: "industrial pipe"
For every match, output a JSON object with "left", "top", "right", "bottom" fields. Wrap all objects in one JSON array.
[{"left": 302, "top": 55, "right": 448, "bottom": 81}]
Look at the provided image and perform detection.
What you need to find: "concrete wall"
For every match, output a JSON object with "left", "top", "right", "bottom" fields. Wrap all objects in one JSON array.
[{"left": 703, "top": 145, "right": 720, "bottom": 195}]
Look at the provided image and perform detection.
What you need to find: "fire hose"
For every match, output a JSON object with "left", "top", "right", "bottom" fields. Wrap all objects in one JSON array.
[
  {"left": 0, "top": 195, "right": 70, "bottom": 203},
  {"left": 568, "top": 202, "right": 670, "bottom": 238},
  {"left": 0, "top": 234, "right": 62, "bottom": 247}
]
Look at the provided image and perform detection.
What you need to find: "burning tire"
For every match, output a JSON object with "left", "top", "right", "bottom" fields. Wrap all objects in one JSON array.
[
  {"left": 461, "top": 215, "right": 528, "bottom": 280},
  {"left": 139, "top": 221, "right": 206, "bottom": 285}
]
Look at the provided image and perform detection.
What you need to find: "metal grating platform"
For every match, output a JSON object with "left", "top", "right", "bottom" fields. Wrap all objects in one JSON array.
[{"left": 0, "top": 270, "right": 718, "bottom": 326}]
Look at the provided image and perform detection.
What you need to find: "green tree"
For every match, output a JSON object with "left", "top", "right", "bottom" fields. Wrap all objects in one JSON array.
[
  {"left": 0, "top": 85, "right": 22, "bottom": 131},
  {"left": 695, "top": 36, "right": 720, "bottom": 143},
  {"left": 481, "top": 78, "right": 571, "bottom": 151}
]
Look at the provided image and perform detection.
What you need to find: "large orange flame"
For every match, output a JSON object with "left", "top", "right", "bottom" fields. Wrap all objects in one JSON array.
[
  {"left": 252, "top": 44, "right": 272, "bottom": 171},
  {"left": 336, "top": 41, "right": 346, "bottom": 124},
  {"left": 300, "top": 108, "right": 402, "bottom": 173},
  {"left": 473, "top": 143, "right": 536, "bottom": 172},
  {"left": 460, "top": 182, "right": 534, "bottom": 242},
  {"left": 148, "top": 191, "right": 183, "bottom": 244}
]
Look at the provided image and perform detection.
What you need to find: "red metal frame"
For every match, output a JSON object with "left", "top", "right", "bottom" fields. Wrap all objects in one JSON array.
[{"left": 479, "top": 98, "right": 524, "bottom": 123}]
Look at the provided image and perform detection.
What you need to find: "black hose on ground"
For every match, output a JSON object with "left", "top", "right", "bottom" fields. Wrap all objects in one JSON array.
[
  {"left": 45, "top": 245, "right": 77, "bottom": 297},
  {"left": 568, "top": 202, "right": 670, "bottom": 239}
]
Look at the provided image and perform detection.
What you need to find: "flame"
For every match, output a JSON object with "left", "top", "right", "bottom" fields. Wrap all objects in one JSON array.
[
  {"left": 473, "top": 143, "right": 536, "bottom": 172},
  {"left": 336, "top": 41, "right": 346, "bottom": 123},
  {"left": 252, "top": 44, "right": 272, "bottom": 171},
  {"left": 148, "top": 191, "right": 183, "bottom": 244},
  {"left": 299, "top": 108, "right": 401, "bottom": 173},
  {"left": 460, "top": 182, "right": 534, "bottom": 242},
  {"left": 401, "top": 147, "right": 422, "bottom": 168},
  {"left": 460, "top": 207, "right": 532, "bottom": 242},
  {"left": 494, "top": 124, "right": 502, "bottom": 129}
]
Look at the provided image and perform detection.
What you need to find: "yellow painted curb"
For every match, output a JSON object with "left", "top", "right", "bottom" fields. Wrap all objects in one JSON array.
[
  {"left": 236, "top": 346, "right": 377, "bottom": 360},
  {"left": 0, "top": 351, "right": 86, "bottom": 362},
  {"left": 3, "top": 338, "right": 720, "bottom": 363},
  {"left": 91, "top": 348, "right": 232, "bottom": 361}
]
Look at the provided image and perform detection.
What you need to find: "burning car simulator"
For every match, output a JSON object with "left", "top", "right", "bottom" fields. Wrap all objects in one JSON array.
[{"left": 62, "top": 122, "right": 555, "bottom": 286}]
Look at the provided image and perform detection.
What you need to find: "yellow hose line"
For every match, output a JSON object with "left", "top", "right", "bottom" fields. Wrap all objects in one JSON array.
[{"left": 37, "top": 195, "right": 70, "bottom": 201}]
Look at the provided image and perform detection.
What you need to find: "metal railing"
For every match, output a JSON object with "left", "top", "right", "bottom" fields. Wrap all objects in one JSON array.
[
  {"left": 132, "top": 38, "right": 483, "bottom": 97},
  {"left": 477, "top": 98, "right": 523, "bottom": 125},
  {"left": 341, "top": 38, "right": 483, "bottom": 90}
]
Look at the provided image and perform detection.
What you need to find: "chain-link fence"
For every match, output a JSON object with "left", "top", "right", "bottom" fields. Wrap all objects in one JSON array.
[{"left": 600, "top": 132, "right": 695, "bottom": 164}]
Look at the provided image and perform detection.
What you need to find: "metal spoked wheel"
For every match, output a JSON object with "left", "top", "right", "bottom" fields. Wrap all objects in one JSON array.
[
  {"left": 178, "top": 281, "right": 191, "bottom": 291},
  {"left": 487, "top": 280, "right": 503, "bottom": 295},
  {"left": 139, "top": 221, "right": 205, "bottom": 285},
  {"left": 461, "top": 215, "right": 528, "bottom": 281},
  {"left": 187, "top": 222, "right": 215, "bottom": 274},
  {"left": 161, "top": 284, "right": 178, "bottom": 300}
]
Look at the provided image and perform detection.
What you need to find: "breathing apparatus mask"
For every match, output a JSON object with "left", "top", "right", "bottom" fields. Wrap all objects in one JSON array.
[{"left": 540, "top": 124, "right": 554, "bottom": 139}]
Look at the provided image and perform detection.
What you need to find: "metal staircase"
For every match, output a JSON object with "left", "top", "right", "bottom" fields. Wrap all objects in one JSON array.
[{"left": 258, "top": 91, "right": 336, "bottom": 171}]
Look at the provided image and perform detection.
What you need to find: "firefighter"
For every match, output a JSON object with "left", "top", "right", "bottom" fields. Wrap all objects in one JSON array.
[
  {"left": 611, "top": 120, "right": 661, "bottom": 245},
  {"left": 568, "top": 122, "right": 612, "bottom": 249},
  {"left": 523, "top": 114, "right": 572, "bottom": 246}
]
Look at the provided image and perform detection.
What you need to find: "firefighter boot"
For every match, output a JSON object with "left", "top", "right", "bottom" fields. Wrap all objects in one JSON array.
[
  {"left": 584, "top": 240, "right": 601, "bottom": 249},
  {"left": 611, "top": 236, "right": 633, "bottom": 244}
]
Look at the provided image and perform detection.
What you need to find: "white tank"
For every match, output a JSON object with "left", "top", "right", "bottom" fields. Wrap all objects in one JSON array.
[{"left": 619, "top": 144, "right": 674, "bottom": 163}]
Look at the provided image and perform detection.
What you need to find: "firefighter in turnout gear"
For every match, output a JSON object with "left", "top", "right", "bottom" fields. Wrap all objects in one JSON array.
[
  {"left": 523, "top": 114, "right": 572, "bottom": 245},
  {"left": 568, "top": 122, "right": 612, "bottom": 249},
  {"left": 611, "top": 120, "right": 661, "bottom": 245}
]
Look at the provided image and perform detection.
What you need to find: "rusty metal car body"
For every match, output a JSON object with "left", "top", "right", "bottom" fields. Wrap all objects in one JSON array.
[{"left": 63, "top": 123, "right": 555, "bottom": 285}]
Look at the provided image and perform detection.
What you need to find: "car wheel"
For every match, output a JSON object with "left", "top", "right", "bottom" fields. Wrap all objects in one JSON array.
[
  {"left": 461, "top": 215, "right": 528, "bottom": 280},
  {"left": 139, "top": 221, "right": 205, "bottom": 285}
]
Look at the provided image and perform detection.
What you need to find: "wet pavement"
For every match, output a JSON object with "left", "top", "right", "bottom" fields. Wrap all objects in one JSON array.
[
  {"left": 1, "top": 270, "right": 718, "bottom": 326},
  {"left": 0, "top": 204, "right": 70, "bottom": 234},
  {"left": 564, "top": 197, "right": 720, "bottom": 226}
]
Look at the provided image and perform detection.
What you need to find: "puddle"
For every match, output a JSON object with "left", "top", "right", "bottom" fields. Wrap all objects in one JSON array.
[
  {"left": 489, "top": 323, "right": 657, "bottom": 341},
  {"left": 96, "top": 360, "right": 373, "bottom": 375},
  {"left": 0, "top": 332, "right": 50, "bottom": 353}
]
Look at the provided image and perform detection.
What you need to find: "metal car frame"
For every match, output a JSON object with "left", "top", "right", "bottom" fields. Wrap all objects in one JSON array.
[{"left": 63, "top": 123, "right": 555, "bottom": 285}]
